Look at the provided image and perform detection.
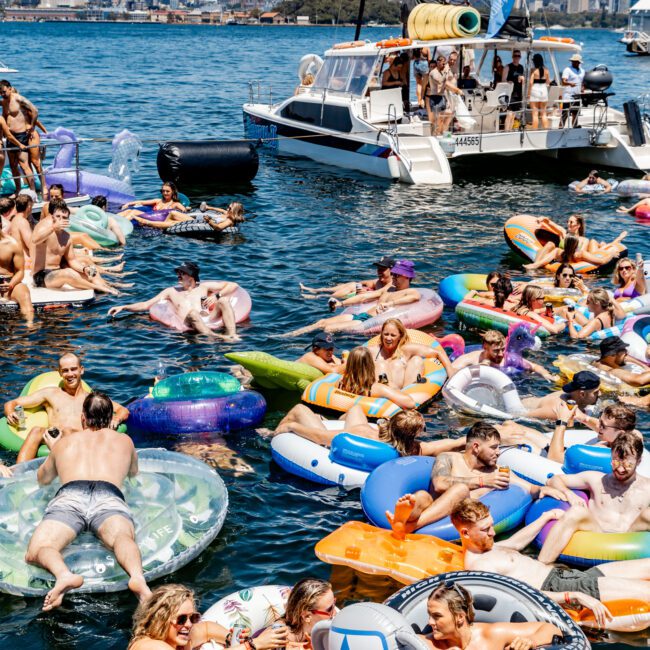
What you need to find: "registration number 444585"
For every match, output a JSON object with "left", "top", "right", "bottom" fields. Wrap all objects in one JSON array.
[{"left": 455, "top": 136, "right": 481, "bottom": 147}]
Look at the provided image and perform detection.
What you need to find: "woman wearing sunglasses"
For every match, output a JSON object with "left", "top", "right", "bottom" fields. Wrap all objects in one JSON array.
[
  {"left": 119, "top": 181, "right": 187, "bottom": 220},
  {"left": 129, "top": 584, "right": 288, "bottom": 650},
  {"left": 612, "top": 256, "right": 646, "bottom": 301},
  {"left": 420, "top": 582, "right": 561, "bottom": 649}
]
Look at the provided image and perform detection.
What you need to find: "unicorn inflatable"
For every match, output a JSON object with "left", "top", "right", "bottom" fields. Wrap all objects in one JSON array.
[{"left": 44, "top": 127, "right": 141, "bottom": 205}]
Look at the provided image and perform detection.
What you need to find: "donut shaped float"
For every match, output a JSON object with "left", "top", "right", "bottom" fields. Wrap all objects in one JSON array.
[
  {"left": 622, "top": 314, "right": 650, "bottom": 361},
  {"left": 0, "top": 449, "right": 228, "bottom": 596},
  {"left": 568, "top": 179, "right": 618, "bottom": 192},
  {"left": 149, "top": 284, "right": 251, "bottom": 333},
  {"left": 361, "top": 456, "right": 532, "bottom": 540},
  {"left": 617, "top": 179, "right": 650, "bottom": 197}
]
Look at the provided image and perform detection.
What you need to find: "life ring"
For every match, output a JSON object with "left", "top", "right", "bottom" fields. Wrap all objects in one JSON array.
[
  {"left": 332, "top": 40, "right": 366, "bottom": 49},
  {"left": 526, "top": 493, "right": 650, "bottom": 567},
  {"left": 271, "top": 427, "right": 398, "bottom": 488},
  {"left": 568, "top": 179, "right": 618, "bottom": 193},
  {"left": 376, "top": 38, "right": 412, "bottom": 48},
  {"left": 539, "top": 36, "right": 576, "bottom": 44},
  {"left": 385, "top": 572, "right": 588, "bottom": 648},
  {"left": 0, "top": 449, "right": 228, "bottom": 597},
  {"left": 297, "top": 53, "right": 323, "bottom": 80},
  {"left": 504, "top": 214, "right": 626, "bottom": 274},
  {"left": 361, "top": 456, "right": 532, "bottom": 540},
  {"left": 442, "top": 364, "right": 527, "bottom": 420}
]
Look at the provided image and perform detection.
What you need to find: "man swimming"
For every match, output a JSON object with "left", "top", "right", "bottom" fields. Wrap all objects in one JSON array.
[
  {"left": 108, "top": 261, "right": 241, "bottom": 341},
  {"left": 296, "top": 332, "right": 344, "bottom": 374}
]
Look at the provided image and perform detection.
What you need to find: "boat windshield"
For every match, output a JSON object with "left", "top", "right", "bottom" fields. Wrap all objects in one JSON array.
[{"left": 312, "top": 55, "right": 379, "bottom": 96}]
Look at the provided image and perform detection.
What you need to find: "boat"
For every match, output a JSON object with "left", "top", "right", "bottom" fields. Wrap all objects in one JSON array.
[
  {"left": 0, "top": 61, "right": 18, "bottom": 74},
  {"left": 243, "top": 36, "right": 650, "bottom": 185},
  {"left": 621, "top": 0, "right": 650, "bottom": 55}
]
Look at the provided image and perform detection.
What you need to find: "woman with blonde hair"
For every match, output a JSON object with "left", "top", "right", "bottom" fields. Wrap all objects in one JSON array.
[
  {"left": 612, "top": 256, "right": 646, "bottom": 301},
  {"left": 513, "top": 285, "right": 566, "bottom": 334},
  {"left": 565, "top": 288, "right": 620, "bottom": 339},
  {"left": 129, "top": 201, "right": 245, "bottom": 233},
  {"left": 368, "top": 318, "right": 454, "bottom": 388},
  {"left": 128, "top": 584, "right": 287, "bottom": 650}
]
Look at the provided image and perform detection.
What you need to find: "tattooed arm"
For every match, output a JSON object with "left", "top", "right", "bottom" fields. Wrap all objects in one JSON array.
[{"left": 431, "top": 453, "right": 483, "bottom": 493}]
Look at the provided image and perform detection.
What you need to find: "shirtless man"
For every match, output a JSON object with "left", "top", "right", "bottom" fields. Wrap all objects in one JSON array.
[
  {"left": 452, "top": 329, "right": 557, "bottom": 382},
  {"left": 297, "top": 332, "right": 344, "bottom": 374},
  {"left": 451, "top": 497, "right": 650, "bottom": 627},
  {"left": 4, "top": 353, "right": 128, "bottom": 462},
  {"left": 593, "top": 336, "right": 650, "bottom": 388},
  {"left": 386, "top": 422, "right": 562, "bottom": 533},
  {"left": 521, "top": 370, "right": 600, "bottom": 423},
  {"left": 0, "top": 217, "right": 33, "bottom": 325},
  {"left": 31, "top": 199, "right": 118, "bottom": 295},
  {"left": 0, "top": 196, "right": 15, "bottom": 232},
  {"left": 539, "top": 432, "right": 650, "bottom": 563},
  {"left": 25, "top": 392, "right": 151, "bottom": 611},
  {"left": 299, "top": 255, "right": 395, "bottom": 303},
  {"left": 108, "top": 261, "right": 240, "bottom": 341},
  {"left": 10, "top": 193, "right": 34, "bottom": 261},
  {"left": 547, "top": 402, "right": 638, "bottom": 464},
  {"left": 283, "top": 259, "right": 421, "bottom": 337},
  {"left": 0, "top": 80, "right": 39, "bottom": 193}
]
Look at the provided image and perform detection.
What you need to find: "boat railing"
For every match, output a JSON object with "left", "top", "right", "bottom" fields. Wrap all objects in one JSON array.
[
  {"left": 386, "top": 102, "right": 412, "bottom": 171},
  {"left": 248, "top": 81, "right": 273, "bottom": 107}
]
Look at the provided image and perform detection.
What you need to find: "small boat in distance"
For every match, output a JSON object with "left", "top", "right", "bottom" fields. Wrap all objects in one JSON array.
[
  {"left": 0, "top": 61, "right": 18, "bottom": 74},
  {"left": 621, "top": 0, "right": 650, "bottom": 55}
]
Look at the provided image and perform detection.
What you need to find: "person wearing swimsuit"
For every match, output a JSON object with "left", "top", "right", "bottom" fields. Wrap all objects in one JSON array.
[
  {"left": 613, "top": 257, "right": 646, "bottom": 301},
  {"left": 513, "top": 285, "right": 566, "bottom": 334},
  {"left": 528, "top": 53, "right": 550, "bottom": 130},
  {"left": 565, "top": 288, "right": 617, "bottom": 340},
  {"left": 119, "top": 182, "right": 186, "bottom": 220}
]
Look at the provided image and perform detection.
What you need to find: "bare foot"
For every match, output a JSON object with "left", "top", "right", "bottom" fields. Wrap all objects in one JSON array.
[
  {"left": 257, "top": 427, "right": 275, "bottom": 438},
  {"left": 212, "top": 333, "right": 241, "bottom": 342},
  {"left": 615, "top": 230, "right": 628, "bottom": 243},
  {"left": 42, "top": 571, "right": 84, "bottom": 611},
  {"left": 385, "top": 494, "right": 421, "bottom": 536},
  {"left": 616, "top": 207, "right": 630, "bottom": 214},
  {"left": 128, "top": 575, "right": 151, "bottom": 603}
]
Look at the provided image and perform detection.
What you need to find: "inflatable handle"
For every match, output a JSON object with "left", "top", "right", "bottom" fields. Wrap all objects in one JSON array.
[
  {"left": 329, "top": 433, "right": 399, "bottom": 472},
  {"left": 310, "top": 620, "right": 331, "bottom": 650},
  {"left": 75, "top": 204, "right": 109, "bottom": 228},
  {"left": 563, "top": 444, "right": 612, "bottom": 474}
]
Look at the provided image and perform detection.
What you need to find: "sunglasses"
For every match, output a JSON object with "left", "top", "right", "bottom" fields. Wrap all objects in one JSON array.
[
  {"left": 619, "top": 265, "right": 634, "bottom": 271},
  {"left": 311, "top": 599, "right": 336, "bottom": 617},
  {"left": 513, "top": 54, "right": 521, "bottom": 57},
  {"left": 560, "top": 273, "right": 575, "bottom": 278},
  {"left": 175, "top": 613, "right": 201, "bottom": 626},
  {"left": 612, "top": 457, "right": 636, "bottom": 470}
]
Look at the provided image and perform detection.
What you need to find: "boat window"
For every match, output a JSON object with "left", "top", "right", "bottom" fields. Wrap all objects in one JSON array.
[
  {"left": 280, "top": 100, "right": 353, "bottom": 132},
  {"left": 313, "top": 55, "right": 378, "bottom": 96}
]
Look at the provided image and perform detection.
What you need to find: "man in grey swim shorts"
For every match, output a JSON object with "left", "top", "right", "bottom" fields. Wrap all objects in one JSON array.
[{"left": 25, "top": 392, "right": 151, "bottom": 612}]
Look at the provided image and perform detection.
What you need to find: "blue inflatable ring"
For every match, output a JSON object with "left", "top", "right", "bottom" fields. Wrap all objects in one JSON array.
[{"left": 360, "top": 456, "right": 532, "bottom": 541}]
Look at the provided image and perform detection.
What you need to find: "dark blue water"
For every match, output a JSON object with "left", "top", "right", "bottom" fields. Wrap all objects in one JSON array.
[{"left": 0, "top": 22, "right": 648, "bottom": 648}]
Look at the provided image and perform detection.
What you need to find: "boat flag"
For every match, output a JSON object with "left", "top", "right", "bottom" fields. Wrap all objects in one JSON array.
[{"left": 486, "top": 0, "right": 516, "bottom": 38}]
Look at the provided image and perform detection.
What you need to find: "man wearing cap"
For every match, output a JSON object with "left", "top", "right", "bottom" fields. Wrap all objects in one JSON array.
[
  {"left": 108, "top": 262, "right": 241, "bottom": 340},
  {"left": 560, "top": 53, "right": 585, "bottom": 128},
  {"left": 521, "top": 370, "right": 600, "bottom": 423},
  {"left": 594, "top": 336, "right": 650, "bottom": 388},
  {"left": 297, "top": 332, "right": 345, "bottom": 374},
  {"left": 299, "top": 255, "right": 395, "bottom": 305},
  {"left": 539, "top": 431, "right": 650, "bottom": 564},
  {"left": 283, "top": 259, "right": 421, "bottom": 337}
]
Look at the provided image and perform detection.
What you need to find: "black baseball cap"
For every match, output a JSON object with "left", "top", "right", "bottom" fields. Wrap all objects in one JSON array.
[
  {"left": 306, "top": 332, "right": 338, "bottom": 351},
  {"left": 373, "top": 256, "right": 396, "bottom": 269},
  {"left": 174, "top": 261, "right": 200, "bottom": 281},
  {"left": 563, "top": 370, "right": 600, "bottom": 393},
  {"left": 600, "top": 336, "right": 628, "bottom": 358}
]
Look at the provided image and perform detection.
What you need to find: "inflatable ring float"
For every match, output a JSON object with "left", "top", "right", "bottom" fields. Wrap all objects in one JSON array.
[
  {"left": 384, "top": 571, "right": 589, "bottom": 649},
  {"left": 165, "top": 217, "right": 238, "bottom": 240},
  {"left": 568, "top": 179, "right": 618, "bottom": 193},
  {"left": 224, "top": 351, "right": 323, "bottom": 392},
  {"left": 149, "top": 284, "right": 252, "bottom": 333},
  {"left": 0, "top": 449, "right": 228, "bottom": 596},
  {"left": 504, "top": 214, "right": 626, "bottom": 274},
  {"left": 526, "top": 493, "right": 650, "bottom": 567},
  {"left": 361, "top": 456, "right": 532, "bottom": 540},
  {"left": 271, "top": 426, "right": 398, "bottom": 488},
  {"left": 69, "top": 205, "right": 132, "bottom": 247},
  {"left": 442, "top": 364, "right": 527, "bottom": 420},
  {"left": 622, "top": 314, "right": 650, "bottom": 360},
  {"left": 128, "top": 372, "right": 266, "bottom": 437},
  {"left": 617, "top": 179, "right": 650, "bottom": 197}
]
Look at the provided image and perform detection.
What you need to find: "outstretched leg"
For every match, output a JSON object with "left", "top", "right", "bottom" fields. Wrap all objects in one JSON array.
[
  {"left": 25, "top": 519, "right": 83, "bottom": 611},
  {"left": 280, "top": 314, "right": 354, "bottom": 338},
  {"left": 17, "top": 426, "right": 46, "bottom": 463},
  {"left": 10, "top": 283, "right": 34, "bottom": 326},
  {"left": 403, "top": 355, "right": 425, "bottom": 387},
  {"left": 96, "top": 515, "right": 151, "bottom": 603}
]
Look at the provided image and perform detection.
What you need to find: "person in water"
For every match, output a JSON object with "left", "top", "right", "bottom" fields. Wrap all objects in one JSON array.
[
  {"left": 419, "top": 582, "right": 561, "bottom": 650},
  {"left": 367, "top": 318, "right": 454, "bottom": 388},
  {"left": 26, "top": 392, "right": 150, "bottom": 611},
  {"left": 593, "top": 336, "right": 650, "bottom": 388},
  {"left": 108, "top": 262, "right": 241, "bottom": 341},
  {"left": 511, "top": 285, "right": 566, "bottom": 334},
  {"left": 131, "top": 201, "right": 245, "bottom": 233},
  {"left": 524, "top": 234, "right": 620, "bottom": 272},
  {"left": 539, "top": 431, "right": 650, "bottom": 564},
  {"left": 574, "top": 170, "right": 612, "bottom": 193},
  {"left": 128, "top": 583, "right": 287, "bottom": 650},
  {"left": 119, "top": 182, "right": 186, "bottom": 219},
  {"left": 617, "top": 196, "right": 650, "bottom": 215},
  {"left": 296, "top": 332, "right": 345, "bottom": 374},
  {"left": 552, "top": 263, "right": 588, "bottom": 296},
  {"left": 4, "top": 352, "right": 129, "bottom": 462},
  {"left": 299, "top": 255, "right": 395, "bottom": 303},
  {"left": 452, "top": 329, "right": 557, "bottom": 382},
  {"left": 611, "top": 256, "right": 646, "bottom": 301},
  {"left": 564, "top": 288, "right": 622, "bottom": 339},
  {"left": 386, "top": 422, "right": 562, "bottom": 533},
  {"left": 283, "top": 259, "right": 420, "bottom": 337}
]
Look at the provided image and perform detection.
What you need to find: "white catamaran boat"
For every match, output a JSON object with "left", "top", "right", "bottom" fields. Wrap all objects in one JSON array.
[
  {"left": 243, "top": 37, "right": 650, "bottom": 185},
  {"left": 621, "top": 0, "right": 650, "bottom": 55}
]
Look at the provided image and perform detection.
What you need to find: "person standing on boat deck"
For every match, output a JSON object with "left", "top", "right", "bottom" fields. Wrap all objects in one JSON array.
[
  {"left": 0, "top": 80, "right": 39, "bottom": 194},
  {"left": 424, "top": 56, "right": 462, "bottom": 136},
  {"left": 502, "top": 50, "right": 525, "bottom": 131},
  {"left": 528, "top": 53, "right": 550, "bottom": 130},
  {"left": 413, "top": 47, "right": 432, "bottom": 108},
  {"left": 560, "top": 54, "right": 585, "bottom": 128},
  {"left": 0, "top": 215, "right": 33, "bottom": 325}
]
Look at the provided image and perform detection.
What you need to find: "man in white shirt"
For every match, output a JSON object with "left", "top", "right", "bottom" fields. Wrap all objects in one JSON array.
[{"left": 560, "top": 53, "right": 585, "bottom": 127}]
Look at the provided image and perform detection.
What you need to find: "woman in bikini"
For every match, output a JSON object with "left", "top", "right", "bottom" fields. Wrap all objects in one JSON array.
[
  {"left": 612, "top": 256, "right": 646, "bottom": 302},
  {"left": 128, "top": 201, "right": 245, "bottom": 233},
  {"left": 512, "top": 285, "right": 566, "bottom": 334},
  {"left": 524, "top": 234, "right": 620, "bottom": 272},
  {"left": 565, "top": 288, "right": 621, "bottom": 340},
  {"left": 119, "top": 182, "right": 186, "bottom": 220}
]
